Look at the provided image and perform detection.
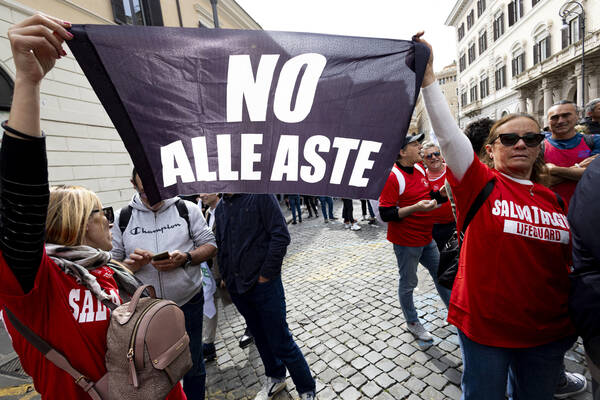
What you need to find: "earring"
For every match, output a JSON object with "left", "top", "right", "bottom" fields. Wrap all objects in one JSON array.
[{"left": 489, "top": 153, "right": 493, "bottom": 159}]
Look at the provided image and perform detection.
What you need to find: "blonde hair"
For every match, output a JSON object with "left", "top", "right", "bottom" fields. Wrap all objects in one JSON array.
[
  {"left": 46, "top": 185, "right": 101, "bottom": 246},
  {"left": 483, "top": 114, "right": 549, "bottom": 186}
]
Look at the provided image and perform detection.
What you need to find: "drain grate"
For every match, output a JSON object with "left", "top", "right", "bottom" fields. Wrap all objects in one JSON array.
[{"left": 0, "top": 355, "right": 28, "bottom": 379}]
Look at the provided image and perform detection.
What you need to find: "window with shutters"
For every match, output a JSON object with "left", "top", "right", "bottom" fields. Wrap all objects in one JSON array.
[
  {"left": 458, "top": 24, "right": 465, "bottom": 41},
  {"left": 508, "top": 0, "right": 524, "bottom": 27},
  {"left": 493, "top": 13, "right": 504, "bottom": 41},
  {"left": 562, "top": 18, "right": 580, "bottom": 49},
  {"left": 111, "top": 0, "right": 163, "bottom": 26},
  {"left": 495, "top": 64, "right": 506, "bottom": 90},
  {"left": 461, "top": 91, "right": 468, "bottom": 107},
  {"left": 533, "top": 35, "right": 551, "bottom": 64},
  {"left": 470, "top": 84, "right": 478, "bottom": 103},
  {"left": 480, "top": 75, "right": 489, "bottom": 98},
  {"left": 511, "top": 51, "right": 525, "bottom": 76},
  {"left": 468, "top": 43, "right": 476, "bottom": 64},
  {"left": 459, "top": 53, "right": 467, "bottom": 72},
  {"left": 0, "top": 67, "right": 13, "bottom": 111},
  {"left": 477, "top": 0, "right": 486, "bottom": 17},
  {"left": 478, "top": 30, "right": 487, "bottom": 54},
  {"left": 467, "top": 10, "right": 475, "bottom": 30}
]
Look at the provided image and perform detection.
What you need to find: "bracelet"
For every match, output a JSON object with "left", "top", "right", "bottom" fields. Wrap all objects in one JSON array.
[
  {"left": 2, "top": 120, "right": 45, "bottom": 140},
  {"left": 574, "top": 163, "right": 581, "bottom": 168}
]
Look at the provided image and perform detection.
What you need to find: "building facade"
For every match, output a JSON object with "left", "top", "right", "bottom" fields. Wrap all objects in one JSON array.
[
  {"left": 446, "top": 0, "right": 600, "bottom": 128},
  {"left": 410, "top": 62, "right": 459, "bottom": 141},
  {"left": 0, "top": 0, "right": 260, "bottom": 209}
]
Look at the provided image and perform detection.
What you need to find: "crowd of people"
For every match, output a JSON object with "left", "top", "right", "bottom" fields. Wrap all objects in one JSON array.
[{"left": 0, "top": 13, "right": 599, "bottom": 400}]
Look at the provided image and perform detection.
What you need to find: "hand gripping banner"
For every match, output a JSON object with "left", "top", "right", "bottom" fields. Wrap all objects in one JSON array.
[{"left": 67, "top": 25, "right": 429, "bottom": 204}]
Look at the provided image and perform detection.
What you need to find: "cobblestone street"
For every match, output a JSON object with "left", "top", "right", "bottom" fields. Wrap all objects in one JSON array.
[
  {"left": 0, "top": 200, "right": 593, "bottom": 400},
  {"left": 205, "top": 199, "right": 593, "bottom": 400}
]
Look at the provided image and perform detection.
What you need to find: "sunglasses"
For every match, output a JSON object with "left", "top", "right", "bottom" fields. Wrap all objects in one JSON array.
[
  {"left": 424, "top": 151, "right": 441, "bottom": 159},
  {"left": 495, "top": 133, "right": 544, "bottom": 147},
  {"left": 91, "top": 206, "right": 114, "bottom": 224}
]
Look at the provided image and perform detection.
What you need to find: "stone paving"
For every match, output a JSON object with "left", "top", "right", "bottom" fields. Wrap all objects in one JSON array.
[
  {"left": 205, "top": 199, "right": 593, "bottom": 400},
  {"left": 0, "top": 199, "right": 593, "bottom": 399}
]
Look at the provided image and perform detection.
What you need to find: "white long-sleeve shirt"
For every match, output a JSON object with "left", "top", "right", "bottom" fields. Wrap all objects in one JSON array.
[{"left": 421, "top": 81, "right": 473, "bottom": 182}]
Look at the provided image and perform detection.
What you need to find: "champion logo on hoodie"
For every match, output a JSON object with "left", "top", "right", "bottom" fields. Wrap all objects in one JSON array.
[{"left": 129, "top": 223, "right": 183, "bottom": 235}]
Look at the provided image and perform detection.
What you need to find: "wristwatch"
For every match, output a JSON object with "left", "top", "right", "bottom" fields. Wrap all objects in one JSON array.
[{"left": 184, "top": 252, "right": 193, "bottom": 267}]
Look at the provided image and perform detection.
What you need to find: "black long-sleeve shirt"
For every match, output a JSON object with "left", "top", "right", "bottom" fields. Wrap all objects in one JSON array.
[{"left": 0, "top": 133, "right": 49, "bottom": 293}]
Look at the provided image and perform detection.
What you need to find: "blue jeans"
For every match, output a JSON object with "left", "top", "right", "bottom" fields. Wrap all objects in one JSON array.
[
  {"left": 180, "top": 291, "right": 205, "bottom": 400},
  {"left": 458, "top": 329, "right": 576, "bottom": 400},
  {"left": 289, "top": 195, "right": 301, "bottom": 222},
  {"left": 230, "top": 276, "right": 315, "bottom": 395},
  {"left": 393, "top": 240, "right": 451, "bottom": 323},
  {"left": 319, "top": 196, "right": 334, "bottom": 220}
]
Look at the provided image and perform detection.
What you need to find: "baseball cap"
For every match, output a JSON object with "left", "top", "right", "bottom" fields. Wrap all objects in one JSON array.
[{"left": 401, "top": 132, "right": 425, "bottom": 149}]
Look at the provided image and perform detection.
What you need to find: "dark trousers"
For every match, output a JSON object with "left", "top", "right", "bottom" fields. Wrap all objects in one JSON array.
[
  {"left": 181, "top": 290, "right": 205, "bottom": 400},
  {"left": 230, "top": 276, "right": 315, "bottom": 395},
  {"left": 319, "top": 196, "right": 334, "bottom": 220},
  {"left": 432, "top": 222, "right": 456, "bottom": 252},
  {"left": 303, "top": 196, "right": 318, "bottom": 217},
  {"left": 360, "top": 200, "right": 375, "bottom": 218},
  {"left": 342, "top": 198, "right": 355, "bottom": 223},
  {"left": 288, "top": 195, "right": 302, "bottom": 222}
]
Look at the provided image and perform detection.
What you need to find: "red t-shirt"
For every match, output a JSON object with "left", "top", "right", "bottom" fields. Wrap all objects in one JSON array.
[
  {"left": 426, "top": 165, "right": 454, "bottom": 225},
  {"left": 0, "top": 249, "right": 186, "bottom": 400},
  {"left": 446, "top": 156, "right": 575, "bottom": 348},
  {"left": 379, "top": 163, "right": 437, "bottom": 247}
]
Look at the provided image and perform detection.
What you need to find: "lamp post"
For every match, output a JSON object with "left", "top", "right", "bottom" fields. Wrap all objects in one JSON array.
[
  {"left": 210, "top": 0, "right": 220, "bottom": 28},
  {"left": 559, "top": 1, "right": 585, "bottom": 110}
]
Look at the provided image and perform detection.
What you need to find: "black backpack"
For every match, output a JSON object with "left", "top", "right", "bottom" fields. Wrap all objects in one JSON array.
[{"left": 118, "top": 199, "right": 193, "bottom": 240}]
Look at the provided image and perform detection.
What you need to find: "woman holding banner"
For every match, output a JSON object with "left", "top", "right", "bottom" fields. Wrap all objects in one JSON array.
[
  {"left": 0, "top": 14, "right": 187, "bottom": 399},
  {"left": 415, "top": 33, "right": 581, "bottom": 399}
]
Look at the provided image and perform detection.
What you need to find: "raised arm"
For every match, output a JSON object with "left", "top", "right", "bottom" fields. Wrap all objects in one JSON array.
[
  {"left": 0, "top": 14, "right": 72, "bottom": 292},
  {"left": 414, "top": 32, "right": 474, "bottom": 182}
]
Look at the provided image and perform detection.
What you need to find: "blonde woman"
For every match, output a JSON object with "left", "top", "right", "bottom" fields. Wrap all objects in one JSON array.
[{"left": 0, "top": 14, "right": 185, "bottom": 399}]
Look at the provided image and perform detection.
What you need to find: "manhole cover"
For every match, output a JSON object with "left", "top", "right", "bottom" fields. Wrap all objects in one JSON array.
[{"left": 0, "top": 355, "right": 28, "bottom": 379}]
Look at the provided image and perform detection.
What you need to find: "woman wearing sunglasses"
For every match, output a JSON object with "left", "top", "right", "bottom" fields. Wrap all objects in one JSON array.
[
  {"left": 0, "top": 14, "right": 186, "bottom": 399},
  {"left": 415, "top": 33, "right": 577, "bottom": 400}
]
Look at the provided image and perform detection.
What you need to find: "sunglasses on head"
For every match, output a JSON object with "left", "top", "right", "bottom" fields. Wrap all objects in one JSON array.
[
  {"left": 91, "top": 206, "right": 114, "bottom": 224},
  {"left": 495, "top": 133, "right": 544, "bottom": 147},
  {"left": 425, "top": 151, "right": 441, "bottom": 159}
]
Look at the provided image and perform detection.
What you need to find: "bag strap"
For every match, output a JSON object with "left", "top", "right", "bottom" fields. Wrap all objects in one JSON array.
[
  {"left": 118, "top": 205, "right": 133, "bottom": 234},
  {"left": 583, "top": 134, "right": 595, "bottom": 151},
  {"left": 555, "top": 192, "right": 565, "bottom": 212},
  {"left": 460, "top": 179, "right": 496, "bottom": 239},
  {"left": 175, "top": 199, "right": 193, "bottom": 241},
  {"left": 2, "top": 308, "right": 103, "bottom": 400}
]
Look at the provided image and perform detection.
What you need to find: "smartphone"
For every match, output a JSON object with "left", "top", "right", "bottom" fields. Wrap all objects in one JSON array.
[{"left": 152, "top": 251, "right": 170, "bottom": 261}]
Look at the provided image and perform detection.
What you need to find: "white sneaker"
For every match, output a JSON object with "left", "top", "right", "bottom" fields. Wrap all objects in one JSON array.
[
  {"left": 344, "top": 222, "right": 351, "bottom": 229},
  {"left": 350, "top": 222, "right": 361, "bottom": 231},
  {"left": 254, "top": 377, "right": 286, "bottom": 400},
  {"left": 407, "top": 321, "right": 433, "bottom": 341}
]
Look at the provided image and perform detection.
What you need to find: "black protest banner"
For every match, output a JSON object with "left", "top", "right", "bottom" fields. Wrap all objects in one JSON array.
[{"left": 67, "top": 25, "right": 428, "bottom": 204}]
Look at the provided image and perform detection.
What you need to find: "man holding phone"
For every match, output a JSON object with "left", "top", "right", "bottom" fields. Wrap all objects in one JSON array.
[{"left": 111, "top": 168, "right": 217, "bottom": 400}]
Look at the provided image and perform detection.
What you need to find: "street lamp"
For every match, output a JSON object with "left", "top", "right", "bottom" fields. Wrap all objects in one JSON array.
[
  {"left": 559, "top": 1, "right": 585, "bottom": 110},
  {"left": 210, "top": 0, "right": 220, "bottom": 28}
]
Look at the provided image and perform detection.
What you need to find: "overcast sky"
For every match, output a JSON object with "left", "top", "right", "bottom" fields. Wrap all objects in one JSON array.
[{"left": 235, "top": 0, "right": 458, "bottom": 71}]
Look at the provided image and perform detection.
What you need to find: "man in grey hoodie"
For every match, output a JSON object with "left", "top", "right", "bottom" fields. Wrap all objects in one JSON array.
[{"left": 111, "top": 169, "right": 217, "bottom": 400}]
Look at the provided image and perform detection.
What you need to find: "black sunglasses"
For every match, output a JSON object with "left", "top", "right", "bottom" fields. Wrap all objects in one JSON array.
[
  {"left": 425, "top": 151, "right": 441, "bottom": 159},
  {"left": 91, "top": 206, "right": 114, "bottom": 224},
  {"left": 496, "top": 133, "right": 544, "bottom": 147}
]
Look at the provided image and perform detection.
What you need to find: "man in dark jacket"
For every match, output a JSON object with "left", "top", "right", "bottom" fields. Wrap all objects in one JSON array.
[
  {"left": 568, "top": 157, "right": 600, "bottom": 399},
  {"left": 214, "top": 194, "right": 315, "bottom": 400}
]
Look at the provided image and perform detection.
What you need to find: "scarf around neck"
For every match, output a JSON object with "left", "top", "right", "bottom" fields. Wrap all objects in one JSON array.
[{"left": 45, "top": 243, "right": 141, "bottom": 306}]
